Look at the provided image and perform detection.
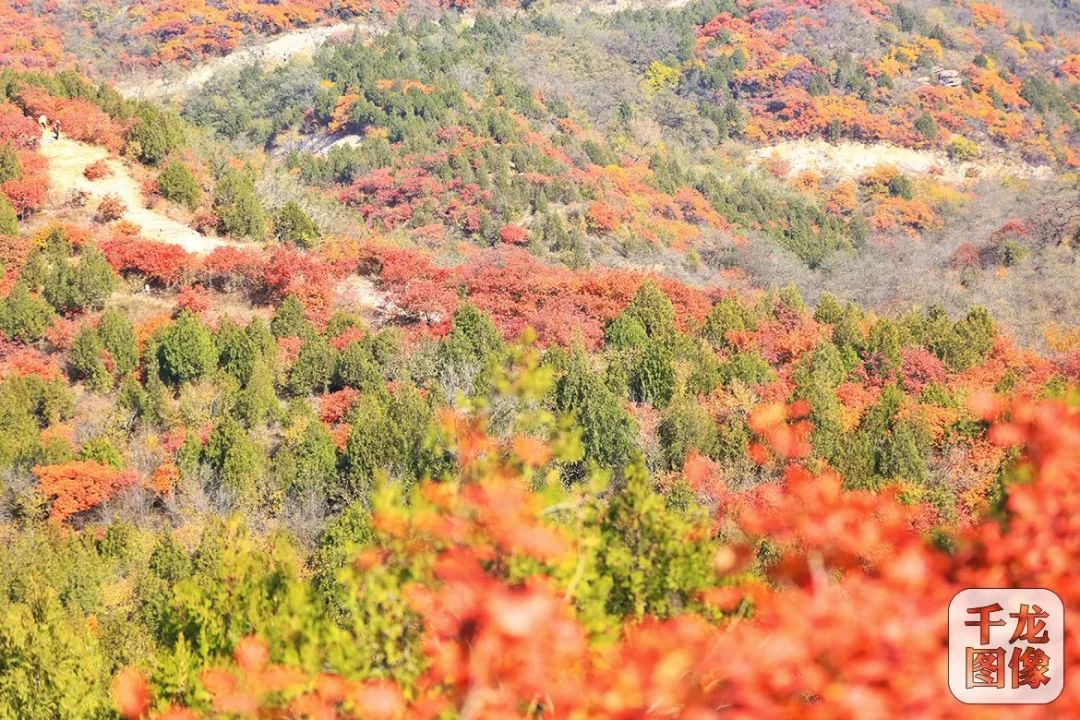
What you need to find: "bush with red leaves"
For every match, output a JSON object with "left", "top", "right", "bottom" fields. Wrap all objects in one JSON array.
[
  {"left": 95, "top": 194, "right": 127, "bottom": 223},
  {"left": 83, "top": 160, "right": 111, "bottom": 181},
  {"left": 99, "top": 236, "right": 194, "bottom": 286}
]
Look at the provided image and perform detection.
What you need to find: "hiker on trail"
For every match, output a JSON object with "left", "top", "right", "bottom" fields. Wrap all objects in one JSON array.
[
  {"left": 53, "top": 119, "right": 61, "bottom": 140},
  {"left": 38, "top": 114, "right": 48, "bottom": 135}
]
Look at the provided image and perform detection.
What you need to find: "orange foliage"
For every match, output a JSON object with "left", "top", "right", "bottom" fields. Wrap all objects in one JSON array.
[{"left": 34, "top": 460, "right": 137, "bottom": 523}]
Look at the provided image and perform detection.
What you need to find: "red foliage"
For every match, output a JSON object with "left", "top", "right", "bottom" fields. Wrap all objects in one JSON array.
[
  {"left": 900, "top": 346, "right": 946, "bottom": 393},
  {"left": 0, "top": 104, "right": 41, "bottom": 149},
  {"left": 175, "top": 284, "right": 210, "bottom": 315},
  {"left": 951, "top": 242, "right": 981, "bottom": 270},
  {"left": 498, "top": 224, "right": 528, "bottom": 245},
  {"left": 13, "top": 84, "right": 126, "bottom": 152},
  {"left": 83, "top": 160, "right": 111, "bottom": 181},
  {"left": 586, "top": 201, "right": 619, "bottom": 233},
  {"left": 361, "top": 245, "right": 712, "bottom": 348},
  {"left": 1, "top": 176, "right": 47, "bottom": 216},
  {"left": 95, "top": 194, "right": 128, "bottom": 223},
  {"left": 34, "top": 460, "right": 137, "bottom": 524},
  {"left": 199, "top": 245, "right": 266, "bottom": 290},
  {"left": 99, "top": 236, "right": 194, "bottom": 286},
  {"left": 319, "top": 387, "right": 360, "bottom": 424}
]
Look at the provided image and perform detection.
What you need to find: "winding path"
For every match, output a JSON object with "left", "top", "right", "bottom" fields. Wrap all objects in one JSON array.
[
  {"left": 115, "top": 22, "right": 375, "bottom": 101},
  {"left": 39, "top": 133, "right": 228, "bottom": 254}
]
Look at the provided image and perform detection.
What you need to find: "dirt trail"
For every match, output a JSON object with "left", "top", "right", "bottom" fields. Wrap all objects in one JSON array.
[
  {"left": 116, "top": 22, "right": 374, "bottom": 101},
  {"left": 750, "top": 139, "right": 1051, "bottom": 183},
  {"left": 39, "top": 132, "right": 228, "bottom": 254}
]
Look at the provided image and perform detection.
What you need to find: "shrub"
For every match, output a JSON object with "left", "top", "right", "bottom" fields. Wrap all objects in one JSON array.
[
  {"left": 945, "top": 135, "right": 979, "bottom": 161},
  {"left": 157, "top": 161, "right": 201, "bottom": 210},
  {"left": 83, "top": 160, "right": 110, "bottom": 181},
  {"left": 273, "top": 201, "right": 319, "bottom": 248},
  {"left": 95, "top": 194, "right": 127, "bottom": 223},
  {"left": 914, "top": 112, "right": 938, "bottom": 141}
]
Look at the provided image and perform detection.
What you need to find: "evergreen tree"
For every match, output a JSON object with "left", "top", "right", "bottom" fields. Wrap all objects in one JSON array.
[
  {"left": 270, "top": 295, "right": 311, "bottom": 338},
  {"left": 157, "top": 310, "right": 216, "bottom": 386},
  {"left": 273, "top": 201, "right": 320, "bottom": 248},
  {"left": 555, "top": 349, "right": 636, "bottom": 471},
  {"left": 213, "top": 168, "right": 266, "bottom": 239},
  {"left": 0, "top": 143, "right": 22, "bottom": 184},
  {"left": 69, "top": 325, "right": 111, "bottom": 391},
  {"left": 631, "top": 342, "right": 676, "bottom": 407},
  {"left": 0, "top": 281, "right": 52, "bottom": 342},
  {"left": 97, "top": 308, "right": 138, "bottom": 376},
  {"left": 204, "top": 414, "right": 262, "bottom": 499},
  {"left": 157, "top": 161, "right": 202, "bottom": 209},
  {"left": 0, "top": 195, "right": 17, "bottom": 235},
  {"left": 624, "top": 281, "right": 677, "bottom": 340}
]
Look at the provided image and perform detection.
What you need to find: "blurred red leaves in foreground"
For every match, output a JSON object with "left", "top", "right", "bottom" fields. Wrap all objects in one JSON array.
[{"left": 112, "top": 392, "right": 1080, "bottom": 719}]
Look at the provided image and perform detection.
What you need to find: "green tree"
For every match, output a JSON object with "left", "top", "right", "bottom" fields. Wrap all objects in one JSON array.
[
  {"left": 0, "top": 195, "right": 17, "bottom": 235},
  {"left": 584, "top": 463, "right": 715, "bottom": 621},
  {"left": 157, "top": 161, "right": 202, "bottom": 209},
  {"left": 603, "top": 314, "right": 648, "bottom": 350},
  {"left": 0, "top": 281, "right": 52, "bottom": 342},
  {"left": 0, "top": 143, "right": 22, "bottom": 184},
  {"left": 213, "top": 168, "right": 266, "bottom": 239},
  {"left": 631, "top": 342, "right": 676, "bottom": 407},
  {"left": 270, "top": 295, "right": 311, "bottom": 338},
  {"left": 702, "top": 296, "right": 753, "bottom": 347},
  {"left": 658, "top": 394, "right": 718, "bottom": 470},
  {"left": 0, "top": 591, "right": 111, "bottom": 718},
  {"left": 234, "top": 359, "right": 278, "bottom": 428},
  {"left": 204, "top": 414, "right": 263, "bottom": 498},
  {"left": 127, "top": 103, "right": 186, "bottom": 166},
  {"left": 157, "top": 310, "right": 216, "bottom": 386},
  {"left": 215, "top": 316, "right": 256, "bottom": 384},
  {"left": 334, "top": 342, "right": 384, "bottom": 393},
  {"left": 914, "top": 112, "right": 938, "bottom": 141},
  {"left": 624, "top": 281, "right": 676, "bottom": 340},
  {"left": 98, "top": 308, "right": 138, "bottom": 377},
  {"left": 288, "top": 334, "right": 336, "bottom": 396},
  {"left": 282, "top": 418, "right": 338, "bottom": 495},
  {"left": 273, "top": 201, "right": 319, "bottom": 248},
  {"left": 69, "top": 325, "right": 111, "bottom": 391},
  {"left": 555, "top": 349, "right": 636, "bottom": 471}
]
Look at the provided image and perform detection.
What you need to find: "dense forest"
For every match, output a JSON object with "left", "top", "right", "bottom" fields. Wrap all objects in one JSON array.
[{"left": 0, "top": 0, "right": 1077, "bottom": 717}]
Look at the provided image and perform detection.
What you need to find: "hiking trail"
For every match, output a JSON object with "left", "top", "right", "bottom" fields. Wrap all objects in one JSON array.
[{"left": 39, "top": 132, "right": 229, "bottom": 254}]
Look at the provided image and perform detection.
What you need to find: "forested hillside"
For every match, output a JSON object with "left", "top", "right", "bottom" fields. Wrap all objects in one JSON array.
[{"left": 0, "top": 0, "right": 1077, "bottom": 718}]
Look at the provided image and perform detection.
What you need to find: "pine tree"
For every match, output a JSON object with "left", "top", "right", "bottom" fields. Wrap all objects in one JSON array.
[
  {"left": 0, "top": 281, "right": 52, "bottom": 342},
  {"left": 0, "top": 195, "right": 17, "bottom": 235},
  {"left": 213, "top": 168, "right": 266, "bottom": 239},
  {"left": 157, "top": 310, "right": 216, "bottom": 386},
  {"left": 97, "top": 308, "right": 138, "bottom": 376}
]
